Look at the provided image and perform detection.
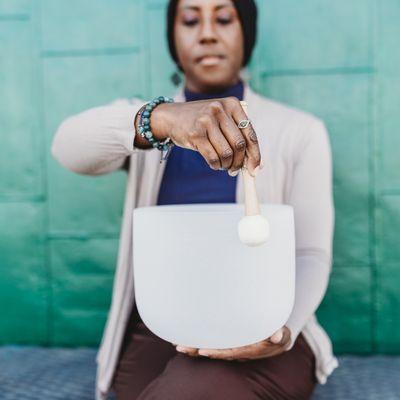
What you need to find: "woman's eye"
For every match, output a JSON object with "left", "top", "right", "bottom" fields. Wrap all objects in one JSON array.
[
  {"left": 183, "top": 19, "right": 198, "bottom": 26},
  {"left": 181, "top": 17, "right": 232, "bottom": 26},
  {"left": 217, "top": 17, "right": 232, "bottom": 25}
]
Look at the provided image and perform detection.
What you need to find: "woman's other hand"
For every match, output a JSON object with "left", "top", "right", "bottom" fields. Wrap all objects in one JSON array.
[
  {"left": 174, "top": 326, "right": 291, "bottom": 361},
  {"left": 150, "top": 97, "right": 261, "bottom": 177}
]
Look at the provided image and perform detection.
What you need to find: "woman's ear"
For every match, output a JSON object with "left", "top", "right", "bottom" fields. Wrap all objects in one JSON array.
[{"left": 171, "top": 70, "right": 183, "bottom": 86}]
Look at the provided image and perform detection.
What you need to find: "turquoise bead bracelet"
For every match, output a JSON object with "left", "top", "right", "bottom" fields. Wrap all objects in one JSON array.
[{"left": 137, "top": 96, "right": 175, "bottom": 161}]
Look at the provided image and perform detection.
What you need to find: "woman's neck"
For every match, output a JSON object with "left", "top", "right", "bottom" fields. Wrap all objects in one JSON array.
[{"left": 184, "top": 79, "right": 244, "bottom": 102}]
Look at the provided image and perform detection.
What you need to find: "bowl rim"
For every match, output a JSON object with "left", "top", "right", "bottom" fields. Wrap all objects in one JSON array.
[{"left": 133, "top": 203, "right": 293, "bottom": 215}]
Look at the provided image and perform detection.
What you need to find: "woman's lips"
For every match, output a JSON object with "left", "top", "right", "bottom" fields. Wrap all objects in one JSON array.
[{"left": 197, "top": 55, "right": 225, "bottom": 66}]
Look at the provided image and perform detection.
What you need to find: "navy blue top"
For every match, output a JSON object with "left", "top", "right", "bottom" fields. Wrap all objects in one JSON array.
[{"left": 157, "top": 80, "right": 244, "bottom": 206}]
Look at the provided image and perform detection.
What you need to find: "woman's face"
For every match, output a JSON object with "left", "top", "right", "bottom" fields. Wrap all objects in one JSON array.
[{"left": 174, "top": 0, "right": 244, "bottom": 92}]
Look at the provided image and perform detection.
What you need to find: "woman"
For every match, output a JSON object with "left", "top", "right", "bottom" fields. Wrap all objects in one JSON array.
[{"left": 51, "top": 0, "right": 338, "bottom": 399}]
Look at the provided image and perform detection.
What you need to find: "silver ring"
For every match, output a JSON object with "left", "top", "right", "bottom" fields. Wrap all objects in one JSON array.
[{"left": 238, "top": 119, "right": 251, "bottom": 129}]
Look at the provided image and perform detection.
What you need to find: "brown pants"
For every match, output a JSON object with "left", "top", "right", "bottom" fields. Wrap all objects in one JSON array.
[{"left": 112, "top": 304, "right": 317, "bottom": 400}]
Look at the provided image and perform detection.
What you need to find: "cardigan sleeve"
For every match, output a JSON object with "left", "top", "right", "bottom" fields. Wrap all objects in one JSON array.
[
  {"left": 284, "top": 119, "right": 334, "bottom": 350},
  {"left": 51, "top": 98, "right": 150, "bottom": 175}
]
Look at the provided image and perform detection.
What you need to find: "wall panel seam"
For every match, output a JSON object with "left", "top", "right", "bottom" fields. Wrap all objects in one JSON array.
[{"left": 41, "top": 46, "right": 140, "bottom": 59}]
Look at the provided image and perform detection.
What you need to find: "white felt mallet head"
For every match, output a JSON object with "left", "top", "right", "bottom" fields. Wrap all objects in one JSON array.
[
  {"left": 237, "top": 101, "right": 270, "bottom": 246},
  {"left": 238, "top": 214, "right": 270, "bottom": 246}
]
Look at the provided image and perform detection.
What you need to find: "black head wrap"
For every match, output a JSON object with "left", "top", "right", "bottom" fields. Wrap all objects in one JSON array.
[{"left": 167, "top": 0, "right": 258, "bottom": 71}]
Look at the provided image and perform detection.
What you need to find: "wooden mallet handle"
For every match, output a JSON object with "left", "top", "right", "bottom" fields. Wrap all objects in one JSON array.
[{"left": 240, "top": 101, "right": 261, "bottom": 216}]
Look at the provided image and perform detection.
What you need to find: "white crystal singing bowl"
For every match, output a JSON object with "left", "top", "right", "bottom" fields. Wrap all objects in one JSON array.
[{"left": 132, "top": 203, "right": 295, "bottom": 349}]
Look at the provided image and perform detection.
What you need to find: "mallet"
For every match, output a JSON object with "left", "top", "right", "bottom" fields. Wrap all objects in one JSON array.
[{"left": 237, "top": 101, "right": 270, "bottom": 246}]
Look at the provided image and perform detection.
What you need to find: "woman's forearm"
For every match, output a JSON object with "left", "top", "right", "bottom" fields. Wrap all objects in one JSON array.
[
  {"left": 284, "top": 118, "right": 334, "bottom": 348},
  {"left": 285, "top": 252, "right": 331, "bottom": 349},
  {"left": 51, "top": 98, "right": 149, "bottom": 175}
]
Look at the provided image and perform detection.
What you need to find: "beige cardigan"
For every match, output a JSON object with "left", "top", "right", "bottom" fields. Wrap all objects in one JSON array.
[{"left": 51, "top": 83, "right": 339, "bottom": 400}]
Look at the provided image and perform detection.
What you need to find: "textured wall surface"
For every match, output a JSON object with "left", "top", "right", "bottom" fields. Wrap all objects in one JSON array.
[{"left": 0, "top": 0, "right": 399, "bottom": 353}]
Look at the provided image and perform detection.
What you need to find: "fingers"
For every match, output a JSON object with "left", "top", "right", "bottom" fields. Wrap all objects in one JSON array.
[
  {"left": 246, "top": 332, "right": 290, "bottom": 359},
  {"left": 198, "top": 348, "right": 237, "bottom": 360},
  {"left": 198, "top": 342, "right": 257, "bottom": 360},
  {"left": 198, "top": 343, "right": 266, "bottom": 361},
  {"left": 280, "top": 326, "right": 292, "bottom": 348},
  {"left": 204, "top": 115, "right": 235, "bottom": 170},
  {"left": 190, "top": 98, "right": 261, "bottom": 174},
  {"left": 215, "top": 110, "right": 246, "bottom": 173},
  {"left": 267, "top": 326, "right": 291, "bottom": 350},
  {"left": 269, "top": 328, "right": 284, "bottom": 344},
  {"left": 176, "top": 345, "right": 199, "bottom": 357},
  {"left": 193, "top": 129, "right": 222, "bottom": 170},
  {"left": 197, "top": 327, "right": 292, "bottom": 361},
  {"left": 205, "top": 100, "right": 245, "bottom": 172},
  {"left": 224, "top": 97, "right": 261, "bottom": 176}
]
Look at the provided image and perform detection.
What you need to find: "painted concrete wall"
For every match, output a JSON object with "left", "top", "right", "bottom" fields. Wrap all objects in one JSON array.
[{"left": 0, "top": 0, "right": 399, "bottom": 353}]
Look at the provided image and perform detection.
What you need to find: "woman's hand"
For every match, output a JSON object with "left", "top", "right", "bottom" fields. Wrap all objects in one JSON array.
[
  {"left": 150, "top": 97, "right": 261, "bottom": 176},
  {"left": 174, "top": 326, "right": 291, "bottom": 361}
]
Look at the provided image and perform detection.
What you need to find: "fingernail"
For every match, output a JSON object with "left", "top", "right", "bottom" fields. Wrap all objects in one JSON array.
[
  {"left": 260, "top": 160, "right": 265, "bottom": 169},
  {"left": 228, "top": 170, "right": 239, "bottom": 177},
  {"left": 176, "top": 346, "right": 187, "bottom": 353},
  {"left": 270, "top": 330, "right": 283, "bottom": 344},
  {"left": 253, "top": 166, "right": 260, "bottom": 177},
  {"left": 198, "top": 350, "right": 210, "bottom": 356}
]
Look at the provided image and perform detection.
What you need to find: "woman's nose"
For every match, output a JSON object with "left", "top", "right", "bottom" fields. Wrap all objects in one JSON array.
[{"left": 199, "top": 20, "right": 218, "bottom": 44}]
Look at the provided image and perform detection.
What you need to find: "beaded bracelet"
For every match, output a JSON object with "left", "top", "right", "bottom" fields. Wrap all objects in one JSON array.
[{"left": 136, "top": 96, "right": 175, "bottom": 162}]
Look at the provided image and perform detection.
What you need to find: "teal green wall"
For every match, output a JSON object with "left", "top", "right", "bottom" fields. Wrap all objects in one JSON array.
[{"left": 0, "top": 0, "right": 399, "bottom": 353}]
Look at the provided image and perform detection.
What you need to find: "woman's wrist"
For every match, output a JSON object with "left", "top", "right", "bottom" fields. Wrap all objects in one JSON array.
[
  {"left": 134, "top": 105, "right": 152, "bottom": 149},
  {"left": 133, "top": 100, "right": 172, "bottom": 150},
  {"left": 150, "top": 103, "right": 172, "bottom": 141},
  {"left": 136, "top": 96, "right": 174, "bottom": 154}
]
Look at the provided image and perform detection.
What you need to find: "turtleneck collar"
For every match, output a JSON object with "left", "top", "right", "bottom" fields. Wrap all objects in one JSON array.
[{"left": 184, "top": 79, "right": 244, "bottom": 102}]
